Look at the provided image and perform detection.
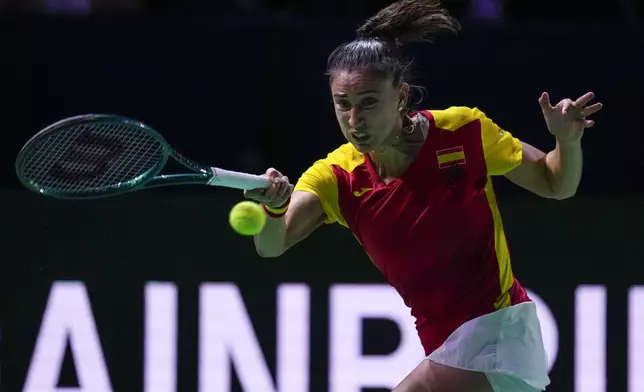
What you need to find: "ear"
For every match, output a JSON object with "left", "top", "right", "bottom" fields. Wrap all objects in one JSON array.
[{"left": 398, "top": 82, "right": 411, "bottom": 111}]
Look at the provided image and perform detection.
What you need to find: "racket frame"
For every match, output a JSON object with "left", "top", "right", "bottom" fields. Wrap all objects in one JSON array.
[
  {"left": 16, "top": 114, "right": 271, "bottom": 200},
  {"left": 16, "top": 114, "right": 196, "bottom": 199}
]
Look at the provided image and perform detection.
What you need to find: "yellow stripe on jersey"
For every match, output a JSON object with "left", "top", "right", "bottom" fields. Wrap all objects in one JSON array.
[
  {"left": 430, "top": 107, "right": 523, "bottom": 175},
  {"left": 485, "top": 178, "right": 515, "bottom": 310},
  {"left": 294, "top": 143, "right": 365, "bottom": 227}
]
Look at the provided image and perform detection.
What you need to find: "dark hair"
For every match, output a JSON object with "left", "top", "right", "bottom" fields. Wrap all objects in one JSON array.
[{"left": 326, "top": 0, "right": 460, "bottom": 108}]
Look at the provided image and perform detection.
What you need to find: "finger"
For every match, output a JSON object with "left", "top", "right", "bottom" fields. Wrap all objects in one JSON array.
[
  {"left": 582, "top": 102, "right": 603, "bottom": 117},
  {"left": 574, "top": 92, "right": 595, "bottom": 108},
  {"left": 265, "top": 182, "right": 281, "bottom": 198},
  {"left": 584, "top": 119, "right": 595, "bottom": 128},
  {"left": 538, "top": 92, "right": 552, "bottom": 110},
  {"left": 272, "top": 179, "right": 285, "bottom": 199},
  {"left": 276, "top": 184, "right": 294, "bottom": 206},
  {"left": 561, "top": 99, "right": 573, "bottom": 115},
  {"left": 265, "top": 167, "right": 283, "bottom": 180},
  {"left": 261, "top": 182, "right": 288, "bottom": 208},
  {"left": 276, "top": 177, "right": 290, "bottom": 199},
  {"left": 248, "top": 183, "right": 278, "bottom": 201}
]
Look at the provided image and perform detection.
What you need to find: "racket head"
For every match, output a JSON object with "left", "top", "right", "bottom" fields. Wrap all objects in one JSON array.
[{"left": 15, "top": 114, "right": 172, "bottom": 199}]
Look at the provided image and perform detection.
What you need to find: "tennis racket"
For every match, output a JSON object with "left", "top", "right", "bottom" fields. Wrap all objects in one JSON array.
[{"left": 15, "top": 114, "right": 272, "bottom": 199}]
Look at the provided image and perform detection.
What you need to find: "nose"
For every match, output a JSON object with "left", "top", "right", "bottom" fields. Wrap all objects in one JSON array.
[{"left": 348, "top": 107, "right": 364, "bottom": 129}]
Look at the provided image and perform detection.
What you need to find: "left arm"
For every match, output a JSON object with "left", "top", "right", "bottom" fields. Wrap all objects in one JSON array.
[
  {"left": 494, "top": 91, "right": 601, "bottom": 200},
  {"left": 504, "top": 139, "right": 582, "bottom": 200}
]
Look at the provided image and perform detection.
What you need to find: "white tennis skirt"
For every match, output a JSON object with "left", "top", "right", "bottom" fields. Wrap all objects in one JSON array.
[{"left": 427, "top": 301, "right": 551, "bottom": 392}]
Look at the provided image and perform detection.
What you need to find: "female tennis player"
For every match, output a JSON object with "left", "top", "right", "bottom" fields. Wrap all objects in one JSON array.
[{"left": 245, "top": 1, "right": 602, "bottom": 391}]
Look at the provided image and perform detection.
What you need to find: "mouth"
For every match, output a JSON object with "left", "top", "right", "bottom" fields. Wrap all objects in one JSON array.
[{"left": 351, "top": 132, "right": 371, "bottom": 144}]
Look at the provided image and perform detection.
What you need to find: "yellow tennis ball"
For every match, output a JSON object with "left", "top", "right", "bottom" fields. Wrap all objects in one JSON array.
[{"left": 229, "top": 201, "right": 266, "bottom": 236}]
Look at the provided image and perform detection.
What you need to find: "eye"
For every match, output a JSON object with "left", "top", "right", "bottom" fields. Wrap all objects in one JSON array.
[
  {"left": 335, "top": 100, "right": 351, "bottom": 111},
  {"left": 362, "top": 97, "right": 378, "bottom": 108}
]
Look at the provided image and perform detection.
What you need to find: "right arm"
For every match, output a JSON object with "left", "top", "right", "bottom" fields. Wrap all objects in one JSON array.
[
  {"left": 244, "top": 167, "right": 329, "bottom": 258},
  {"left": 253, "top": 190, "right": 326, "bottom": 258}
]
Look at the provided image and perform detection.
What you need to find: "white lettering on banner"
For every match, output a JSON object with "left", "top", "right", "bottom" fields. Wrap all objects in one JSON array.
[
  {"left": 144, "top": 282, "right": 178, "bottom": 392},
  {"left": 575, "top": 285, "right": 607, "bottom": 392},
  {"left": 526, "top": 289, "right": 559, "bottom": 371},
  {"left": 23, "top": 281, "right": 112, "bottom": 392},
  {"left": 629, "top": 286, "right": 644, "bottom": 392},
  {"left": 329, "top": 284, "right": 425, "bottom": 392},
  {"left": 198, "top": 283, "right": 309, "bottom": 392},
  {"left": 276, "top": 285, "right": 310, "bottom": 392},
  {"left": 22, "top": 281, "right": 643, "bottom": 392}
]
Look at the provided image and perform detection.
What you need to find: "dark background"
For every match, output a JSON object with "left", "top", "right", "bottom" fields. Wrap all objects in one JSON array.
[{"left": 1, "top": 1, "right": 643, "bottom": 391}]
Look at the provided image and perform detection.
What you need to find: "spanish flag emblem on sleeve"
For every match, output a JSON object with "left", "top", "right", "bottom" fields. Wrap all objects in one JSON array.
[{"left": 436, "top": 146, "right": 466, "bottom": 169}]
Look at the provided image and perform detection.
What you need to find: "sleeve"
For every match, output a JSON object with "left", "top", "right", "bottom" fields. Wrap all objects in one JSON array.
[
  {"left": 293, "top": 159, "right": 346, "bottom": 226},
  {"left": 475, "top": 108, "right": 524, "bottom": 176}
]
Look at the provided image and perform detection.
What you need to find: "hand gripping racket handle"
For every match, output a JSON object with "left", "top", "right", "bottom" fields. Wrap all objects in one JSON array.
[{"left": 206, "top": 167, "right": 273, "bottom": 190}]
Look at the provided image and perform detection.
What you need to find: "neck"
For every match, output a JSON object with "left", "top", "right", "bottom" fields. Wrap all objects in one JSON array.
[
  {"left": 369, "top": 149, "right": 410, "bottom": 179},
  {"left": 369, "top": 114, "right": 427, "bottom": 179}
]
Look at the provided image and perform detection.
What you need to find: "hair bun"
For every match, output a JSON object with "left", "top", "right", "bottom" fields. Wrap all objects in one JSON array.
[{"left": 355, "top": 0, "right": 460, "bottom": 47}]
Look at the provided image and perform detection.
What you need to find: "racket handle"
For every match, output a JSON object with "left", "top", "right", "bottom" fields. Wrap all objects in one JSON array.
[{"left": 206, "top": 167, "right": 272, "bottom": 190}]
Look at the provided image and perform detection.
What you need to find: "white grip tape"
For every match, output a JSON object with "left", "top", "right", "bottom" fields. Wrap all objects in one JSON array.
[{"left": 206, "top": 167, "right": 271, "bottom": 190}]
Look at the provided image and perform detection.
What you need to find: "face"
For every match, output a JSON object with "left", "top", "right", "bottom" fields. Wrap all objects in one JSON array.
[{"left": 330, "top": 70, "right": 409, "bottom": 153}]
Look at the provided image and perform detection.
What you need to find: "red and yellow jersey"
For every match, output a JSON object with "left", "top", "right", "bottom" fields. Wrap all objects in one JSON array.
[{"left": 294, "top": 106, "right": 531, "bottom": 355}]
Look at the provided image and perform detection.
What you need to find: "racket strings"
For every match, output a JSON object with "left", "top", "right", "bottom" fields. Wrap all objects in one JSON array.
[
  {"left": 96, "top": 123, "right": 160, "bottom": 187},
  {"left": 26, "top": 125, "right": 90, "bottom": 181},
  {"left": 21, "top": 122, "right": 164, "bottom": 194}
]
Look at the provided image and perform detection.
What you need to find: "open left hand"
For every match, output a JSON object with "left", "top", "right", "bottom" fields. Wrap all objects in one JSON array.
[{"left": 538, "top": 92, "right": 603, "bottom": 144}]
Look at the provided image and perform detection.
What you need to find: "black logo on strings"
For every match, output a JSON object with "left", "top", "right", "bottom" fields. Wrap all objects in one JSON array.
[{"left": 48, "top": 129, "right": 124, "bottom": 181}]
